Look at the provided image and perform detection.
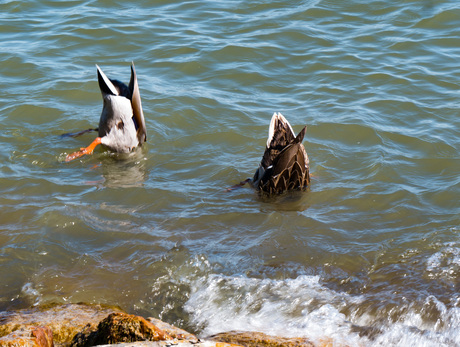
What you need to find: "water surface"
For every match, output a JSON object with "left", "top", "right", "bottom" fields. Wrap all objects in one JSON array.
[{"left": 0, "top": 0, "right": 459, "bottom": 345}]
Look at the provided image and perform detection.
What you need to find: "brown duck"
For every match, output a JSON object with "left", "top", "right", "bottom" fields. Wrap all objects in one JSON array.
[{"left": 251, "top": 112, "right": 310, "bottom": 194}]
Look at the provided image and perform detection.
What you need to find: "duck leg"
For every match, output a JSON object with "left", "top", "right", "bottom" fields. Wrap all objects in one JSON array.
[
  {"left": 60, "top": 128, "right": 98, "bottom": 138},
  {"left": 226, "top": 178, "right": 251, "bottom": 192},
  {"left": 65, "top": 137, "right": 102, "bottom": 162}
]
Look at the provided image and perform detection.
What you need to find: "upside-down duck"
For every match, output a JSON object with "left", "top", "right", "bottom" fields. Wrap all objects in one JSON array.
[
  {"left": 251, "top": 112, "right": 310, "bottom": 194},
  {"left": 65, "top": 62, "right": 147, "bottom": 162}
]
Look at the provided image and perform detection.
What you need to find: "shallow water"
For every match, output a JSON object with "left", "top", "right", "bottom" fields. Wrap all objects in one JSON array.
[{"left": 1, "top": 0, "right": 459, "bottom": 345}]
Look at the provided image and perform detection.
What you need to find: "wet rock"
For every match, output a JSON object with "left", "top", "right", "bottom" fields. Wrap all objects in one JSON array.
[
  {"left": 0, "top": 304, "right": 324, "bottom": 347},
  {"left": 88, "top": 342, "right": 240, "bottom": 347},
  {"left": 0, "top": 303, "right": 122, "bottom": 345},
  {"left": 146, "top": 318, "right": 198, "bottom": 343},
  {"left": 0, "top": 325, "right": 53, "bottom": 347},
  {"left": 209, "top": 331, "right": 316, "bottom": 347},
  {"left": 70, "top": 312, "right": 173, "bottom": 347},
  {"left": 32, "top": 326, "right": 54, "bottom": 347}
]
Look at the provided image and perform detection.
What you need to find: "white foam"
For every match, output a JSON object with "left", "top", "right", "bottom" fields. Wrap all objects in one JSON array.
[
  {"left": 21, "top": 282, "right": 41, "bottom": 306},
  {"left": 184, "top": 274, "right": 365, "bottom": 345},
  {"left": 372, "top": 295, "right": 460, "bottom": 347},
  {"left": 183, "top": 273, "right": 460, "bottom": 346},
  {"left": 426, "top": 242, "right": 460, "bottom": 281}
]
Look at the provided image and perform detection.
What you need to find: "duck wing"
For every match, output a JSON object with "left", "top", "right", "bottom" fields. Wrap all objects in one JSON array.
[
  {"left": 259, "top": 127, "right": 310, "bottom": 194},
  {"left": 129, "top": 62, "right": 147, "bottom": 145}
]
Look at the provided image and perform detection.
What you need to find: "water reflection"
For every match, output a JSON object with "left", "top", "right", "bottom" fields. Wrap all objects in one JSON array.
[
  {"left": 84, "top": 149, "right": 148, "bottom": 189},
  {"left": 258, "top": 188, "right": 311, "bottom": 212},
  {"left": 102, "top": 151, "right": 147, "bottom": 189}
]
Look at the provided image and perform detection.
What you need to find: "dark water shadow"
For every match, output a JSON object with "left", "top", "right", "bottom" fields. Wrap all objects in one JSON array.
[{"left": 257, "top": 188, "right": 311, "bottom": 212}]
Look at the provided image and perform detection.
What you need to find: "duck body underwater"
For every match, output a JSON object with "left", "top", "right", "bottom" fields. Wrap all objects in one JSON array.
[
  {"left": 251, "top": 112, "right": 310, "bottom": 194},
  {"left": 65, "top": 62, "right": 147, "bottom": 162}
]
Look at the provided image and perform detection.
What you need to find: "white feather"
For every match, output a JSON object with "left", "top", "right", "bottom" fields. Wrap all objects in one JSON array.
[{"left": 96, "top": 64, "right": 119, "bottom": 95}]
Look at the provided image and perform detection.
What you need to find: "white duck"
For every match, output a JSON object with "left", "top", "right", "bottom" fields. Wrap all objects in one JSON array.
[{"left": 65, "top": 62, "right": 147, "bottom": 162}]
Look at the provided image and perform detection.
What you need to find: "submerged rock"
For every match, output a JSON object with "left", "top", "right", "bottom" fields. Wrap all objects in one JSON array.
[{"left": 209, "top": 331, "right": 316, "bottom": 347}]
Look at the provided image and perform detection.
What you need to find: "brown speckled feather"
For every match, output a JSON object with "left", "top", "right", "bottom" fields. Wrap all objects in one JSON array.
[{"left": 252, "top": 113, "right": 310, "bottom": 194}]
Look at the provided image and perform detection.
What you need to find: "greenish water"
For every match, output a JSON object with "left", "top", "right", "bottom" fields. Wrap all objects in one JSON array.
[{"left": 1, "top": 0, "right": 459, "bottom": 345}]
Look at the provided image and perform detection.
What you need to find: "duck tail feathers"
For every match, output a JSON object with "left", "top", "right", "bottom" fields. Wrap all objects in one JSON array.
[
  {"left": 266, "top": 112, "right": 296, "bottom": 148},
  {"left": 294, "top": 126, "right": 307, "bottom": 144},
  {"left": 96, "top": 64, "right": 119, "bottom": 96}
]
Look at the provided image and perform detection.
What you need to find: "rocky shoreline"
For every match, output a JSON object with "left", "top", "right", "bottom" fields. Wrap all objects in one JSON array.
[{"left": 0, "top": 303, "right": 325, "bottom": 347}]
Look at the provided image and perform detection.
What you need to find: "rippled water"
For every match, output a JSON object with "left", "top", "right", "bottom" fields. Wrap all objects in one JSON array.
[{"left": 1, "top": 0, "right": 459, "bottom": 345}]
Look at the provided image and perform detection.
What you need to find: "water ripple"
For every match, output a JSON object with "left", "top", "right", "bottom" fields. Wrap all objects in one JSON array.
[{"left": 1, "top": 0, "right": 459, "bottom": 344}]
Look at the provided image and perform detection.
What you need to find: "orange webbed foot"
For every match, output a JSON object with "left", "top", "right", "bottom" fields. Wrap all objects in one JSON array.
[{"left": 65, "top": 137, "right": 102, "bottom": 162}]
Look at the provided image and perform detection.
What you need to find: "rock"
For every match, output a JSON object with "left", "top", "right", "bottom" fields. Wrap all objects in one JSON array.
[
  {"left": 0, "top": 326, "right": 53, "bottom": 347},
  {"left": 32, "top": 326, "right": 54, "bottom": 347},
  {"left": 0, "top": 304, "right": 324, "bottom": 347},
  {"left": 209, "top": 331, "right": 316, "bottom": 347},
  {"left": 146, "top": 318, "right": 198, "bottom": 343},
  {"left": 0, "top": 303, "right": 122, "bottom": 345},
  {"left": 88, "top": 341, "right": 241, "bottom": 347},
  {"left": 70, "top": 312, "right": 173, "bottom": 347}
]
